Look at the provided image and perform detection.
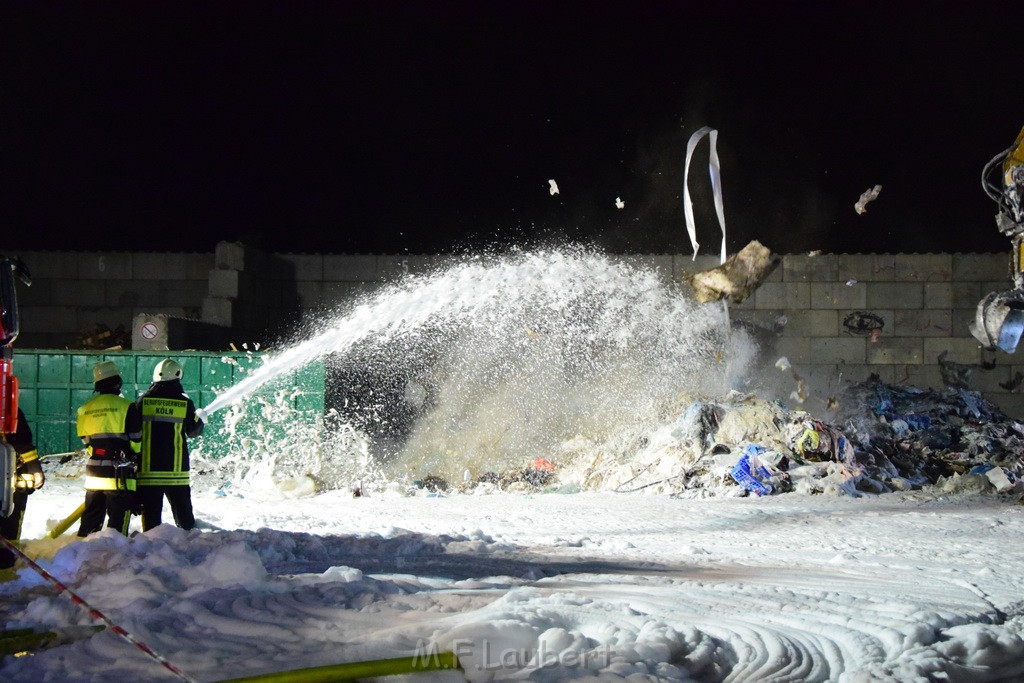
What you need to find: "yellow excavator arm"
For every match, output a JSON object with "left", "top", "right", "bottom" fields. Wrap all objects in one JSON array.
[
  {"left": 972, "top": 125, "right": 1024, "bottom": 353},
  {"left": 1005, "top": 126, "right": 1024, "bottom": 178}
]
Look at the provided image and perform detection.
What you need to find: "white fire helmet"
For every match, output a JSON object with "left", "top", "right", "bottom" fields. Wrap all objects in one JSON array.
[
  {"left": 93, "top": 360, "right": 121, "bottom": 383},
  {"left": 153, "top": 358, "right": 183, "bottom": 382}
]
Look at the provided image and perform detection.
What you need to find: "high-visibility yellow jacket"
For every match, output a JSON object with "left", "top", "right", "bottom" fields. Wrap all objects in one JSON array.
[
  {"left": 77, "top": 392, "right": 142, "bottom": 491},
  {"left": 136, "top": 380, "right": 204, "bottom": 487}
]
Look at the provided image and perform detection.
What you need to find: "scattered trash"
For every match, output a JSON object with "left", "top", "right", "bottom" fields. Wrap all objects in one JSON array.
[
  {"left": 682, "top": 126, "right": 727, "bottom": 262},
  {"left": 854, "top": 184, "right": 882, "bottom": 214},
  {"left": 532, "top": 458, "right": 555, "bottom": 472},
  {"left": 846, "top": 279, "right": 858, "bottom": 286},
  {"left": 671, "top": 402, "right": 723, "bottom": 453},
  {"left": 937, "top": 350, "right": 972, "bottom": 389},
  {"left": 730, "top": 445, "right": 776, "bottom": 496},
  {"left": 413, "top": 475, "right": 450, "bottom": 493},
  {"left": 615, "top": 197, "right": 625, "bottom": 209},
  {"left": 775, "top": 356, "right": 807, "bottom": 404},
  {"left": 987, "top": 466, "right": 1014, "bottom": 492},
  {"left": 72, "top": 324, "right": 130, "bottom": 350},
  {"left": 790, "top": 376, "right": 808, "bottom": 404},
  {"left": 1000, "top": 371, "right": 1024, "bottom": 391},
  {"left": 411, "top": 377, "right": 1024, "bottom": 500},
  {"left": 548, "top": 179, "right": 559, "bottom": 195},
  {"left": 683, "top": 240, "right": 781, "bottom": 305},
  {"left": 843, "top": 311, "right": 885, "bottom": 337},
  {"left": 430, "top": 460, "right": 560, "bottom": 494}
]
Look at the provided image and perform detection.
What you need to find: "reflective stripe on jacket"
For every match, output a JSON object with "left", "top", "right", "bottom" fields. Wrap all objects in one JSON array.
[
  {"left": 136, "top": 381, "right": 203, "bottom": 487},
  {"left": 10, "top": 408, "right": 43, "bottom": 478},
  {"left": 77, "top": 393, "right": 142, "bottom": 491}
]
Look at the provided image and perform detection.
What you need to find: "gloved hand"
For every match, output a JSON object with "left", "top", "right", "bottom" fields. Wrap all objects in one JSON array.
[{"left": 16, "top": 471, "right": 44, "bottom": 490}]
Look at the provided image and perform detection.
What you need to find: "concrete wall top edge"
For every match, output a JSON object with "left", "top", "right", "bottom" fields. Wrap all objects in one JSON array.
[
  {"left": 275, "top": 251, "right": 1009, "bottom": 257},
  {"left": 11, "top": 246, "right": 1009, "bottom": 258},
  {"left": 10, "top": 250, "right": 215, "bottom": 256}
]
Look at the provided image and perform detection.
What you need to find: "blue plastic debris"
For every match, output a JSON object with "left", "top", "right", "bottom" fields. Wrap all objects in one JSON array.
[
  {"left": 730, "top": 445, "right": 774, "bottom": 496},
  {"left": 902, "top": 415, "right": 931, "bottom": 430}
]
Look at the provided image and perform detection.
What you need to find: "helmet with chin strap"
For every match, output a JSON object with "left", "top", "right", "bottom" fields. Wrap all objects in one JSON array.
[{"left": 153, "top": 358, "right": 183, "bottom": 382}]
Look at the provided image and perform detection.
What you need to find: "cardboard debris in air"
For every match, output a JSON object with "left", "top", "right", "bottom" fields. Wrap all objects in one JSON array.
[
  {"left": 855, "top": 185, "right": 882, "bottom": 214},
  {"left": 684, "top": 240, "right": 781, "bottom": 304}
]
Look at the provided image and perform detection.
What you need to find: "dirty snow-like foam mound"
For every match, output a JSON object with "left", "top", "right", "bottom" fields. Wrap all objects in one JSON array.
[{"left": 464, "top": 379, "right": 1024, "bottom": 499}]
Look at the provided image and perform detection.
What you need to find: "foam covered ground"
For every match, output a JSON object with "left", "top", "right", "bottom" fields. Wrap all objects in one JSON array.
[{"left": 3, "top": 479, "right": 1024, "bottom": 682}]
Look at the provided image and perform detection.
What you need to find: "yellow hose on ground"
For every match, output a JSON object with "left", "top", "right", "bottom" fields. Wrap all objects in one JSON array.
[
  {"left": 48, "top": 502, "right": 85, "bottom": 539},
  {"left": 216, "top": 651, "right": 462, "bottom": 683}
]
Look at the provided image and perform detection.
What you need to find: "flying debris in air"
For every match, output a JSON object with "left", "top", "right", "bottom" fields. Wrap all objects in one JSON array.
[
  {"left": 775, "top": 356, "right": 807, "bottom": 404},
  {"left": 548, "top": 179, "right": 560, "bottom": 196},
  {"left": 615, "top": 197, "right": 625, "bottom": 209},
  {"left": 854, "top": 185, "right": 882, "bottom": 214},
  {"left": 1001, "top": 371, "right": 1024, "bottom": 392}
]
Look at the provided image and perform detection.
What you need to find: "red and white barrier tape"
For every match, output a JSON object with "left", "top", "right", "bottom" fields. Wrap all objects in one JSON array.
[{"left": 0, "top": 536, "right": 197, "bottom": 683}]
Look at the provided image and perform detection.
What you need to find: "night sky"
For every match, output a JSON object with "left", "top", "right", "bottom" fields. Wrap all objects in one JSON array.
[{"left": 4, "top": 2, "right": 1023, "bottom": 256}]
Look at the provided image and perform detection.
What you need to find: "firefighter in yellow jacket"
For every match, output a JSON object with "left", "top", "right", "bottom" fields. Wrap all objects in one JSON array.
[
  {"left": 76, "top": 361, "right": 142, "bottom": 537},
  {"left": 136, "top": 359, "right": 204, "bottom": 531}
]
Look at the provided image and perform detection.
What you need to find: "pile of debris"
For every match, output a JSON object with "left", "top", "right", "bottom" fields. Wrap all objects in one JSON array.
[
  {"left": 532, "top": 378, "right": 1024, "bottom": 498},
  {"left": 837, "top": 378, "right": 1024, "bottom": 494},
  {"left": 412, "top": 458, "right": 558, "bottom": 495},
  {"left": 71, "top": 324, "right": 130, "bottom": 350},
  {"left": 678, "top": 377, "right": 1024, "bottom": 497}
]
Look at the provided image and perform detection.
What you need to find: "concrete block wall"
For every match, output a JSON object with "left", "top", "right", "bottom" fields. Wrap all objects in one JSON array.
[
  {"left": 713, "top": 253, "right": 1024, "bottom": 418},
  {"left": 13, "top": 250, "right": 212, "bottom": 349},
  {"left": 13, "top": 246, "right": 1024, "bottom": 419},
  {"left": 199, "top": 242, "right": 312, "bottom": 343}
]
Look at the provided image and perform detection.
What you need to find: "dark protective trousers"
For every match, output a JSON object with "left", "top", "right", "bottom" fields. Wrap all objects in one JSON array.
[
  {"left": 77, "top": 490, "right": 134, "bottom": 537},
  {"left": 0, "top": 490, "right": 29, "bottom": 568},
  {"left": 138, "top": 485, "right": 195, "bottom": 531}
]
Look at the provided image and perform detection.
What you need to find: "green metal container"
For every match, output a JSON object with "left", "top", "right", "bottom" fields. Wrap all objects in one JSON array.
[{"left": 14, "top": 349, "right": 325, "bottom": 459}]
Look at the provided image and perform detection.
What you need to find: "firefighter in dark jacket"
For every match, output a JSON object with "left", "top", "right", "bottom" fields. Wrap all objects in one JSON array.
[
  {"left": 136, "top": 359, "right": 204, "bottom": 531},
  {"left": 1, "top": 408, "right": 45, "bottom": 569},
  {"left": 76, "top": 361, "right": 142, "bottom": 537}
]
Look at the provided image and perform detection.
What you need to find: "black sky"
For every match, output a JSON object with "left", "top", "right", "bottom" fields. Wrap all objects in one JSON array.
[{"left": 3, "top": 1, "right": 1023, "bottom": 256}]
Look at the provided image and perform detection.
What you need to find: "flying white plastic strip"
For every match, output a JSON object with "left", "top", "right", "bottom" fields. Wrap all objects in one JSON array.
[{"left": 683, "top": 127, "right": 727, "bottom": 263}]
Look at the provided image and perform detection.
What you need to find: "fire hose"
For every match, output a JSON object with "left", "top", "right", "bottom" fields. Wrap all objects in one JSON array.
[
  {"left": 0, "top": 536, "right": 197, "bottom": 683},
  {"left": 12, "top": 502, "right": 464, "bottom": 682}
]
